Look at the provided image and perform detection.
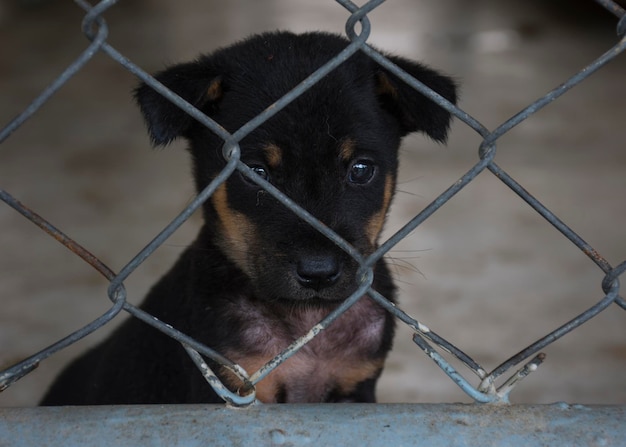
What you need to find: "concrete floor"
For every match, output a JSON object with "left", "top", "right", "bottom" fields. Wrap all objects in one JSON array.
[{"left": 0, "top": 0, "right": 625, "bottom": 406}]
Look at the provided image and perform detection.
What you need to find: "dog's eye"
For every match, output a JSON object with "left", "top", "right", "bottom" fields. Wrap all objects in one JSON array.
[
  {"left": 247, "top": 165, "right": 270, "bottom": 183},
  {"left": 347, "top": 160, "right": 376, "bottom": 185}
]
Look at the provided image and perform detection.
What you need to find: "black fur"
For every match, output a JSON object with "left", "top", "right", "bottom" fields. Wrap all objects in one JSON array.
[{"left": 41, "top": 31, "right": 456, "bottom": 405}]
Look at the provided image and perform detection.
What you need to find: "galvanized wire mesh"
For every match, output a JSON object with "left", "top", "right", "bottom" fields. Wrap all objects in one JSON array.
[{"left": 1, "top": 0, "right": 625, "bottom": 406}]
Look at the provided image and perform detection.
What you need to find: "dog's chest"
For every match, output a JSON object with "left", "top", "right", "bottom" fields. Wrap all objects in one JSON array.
[{"left": 222, "top": 297, "right": 387, "bottom": 403}]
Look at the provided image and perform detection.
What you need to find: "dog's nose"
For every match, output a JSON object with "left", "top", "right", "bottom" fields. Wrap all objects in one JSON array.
[{"left": 296, "top": 255, "right": 342, "bottom": 290}]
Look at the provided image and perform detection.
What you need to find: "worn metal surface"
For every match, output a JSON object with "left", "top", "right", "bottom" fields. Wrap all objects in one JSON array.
[{"left": 1, "top": 404, "right": 624, "bottom": 446}]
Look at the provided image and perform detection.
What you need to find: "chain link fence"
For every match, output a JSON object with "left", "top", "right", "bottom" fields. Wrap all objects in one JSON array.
[{"left": 1, "top": 0, "right": 625, "bottom": 409}]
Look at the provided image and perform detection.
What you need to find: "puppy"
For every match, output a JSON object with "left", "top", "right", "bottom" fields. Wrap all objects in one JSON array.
[{"left": 41, "top": 31, "right": 456, "bottom": 405}]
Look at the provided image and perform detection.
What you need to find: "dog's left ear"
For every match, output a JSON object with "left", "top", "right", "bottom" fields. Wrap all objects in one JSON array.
[
  {"left": 375, "top": 56, "right": 457, "bottom": 142},
  {"left": 134, "top": 61, "right": 224, "bottom": 146}
]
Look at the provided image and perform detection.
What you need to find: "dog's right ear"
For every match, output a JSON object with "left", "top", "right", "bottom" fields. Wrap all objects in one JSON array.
[
  {"left": 374, "top": 55, "right": 457, "bottom": 142},
  {"left": 134, "top": 61, "right": 223, "bottom": 146}
]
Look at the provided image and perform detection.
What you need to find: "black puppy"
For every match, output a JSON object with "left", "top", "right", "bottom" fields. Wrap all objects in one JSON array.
[{"left": 41, "top": 31, "right": 456, "bottom": 405}]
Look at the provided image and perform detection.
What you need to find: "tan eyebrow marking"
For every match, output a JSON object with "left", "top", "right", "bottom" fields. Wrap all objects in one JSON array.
[
  {"left": 339, "top": 138, "right": 356, "bottom": 163},
  {"left": 264, "top": 143, "right": 283, "bottom": 169}
]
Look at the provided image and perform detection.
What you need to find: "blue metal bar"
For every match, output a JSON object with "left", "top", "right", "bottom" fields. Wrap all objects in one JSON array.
[{"left": 1, "top": 404, "right": 624, "bottom": 446}]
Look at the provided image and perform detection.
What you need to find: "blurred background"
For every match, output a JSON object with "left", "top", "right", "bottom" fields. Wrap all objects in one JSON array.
[{"left": 0, "top": 0, "right": 625, "bottom": 406}]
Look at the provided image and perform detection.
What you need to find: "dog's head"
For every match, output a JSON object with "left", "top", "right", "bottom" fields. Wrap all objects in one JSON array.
[{"left": 135, "top": 31, "right": 456, "bottom": 305}]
